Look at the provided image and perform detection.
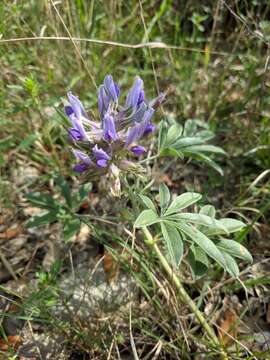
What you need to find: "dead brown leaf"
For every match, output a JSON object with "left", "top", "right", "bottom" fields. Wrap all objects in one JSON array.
[
  {"left": 0, "top": 225, "right": 22, "bottom": 240},
  {"left": 218, "top": 308, "right": 238, "bottom": 346},
  {"left": 154, "top": 173, "right": 174, "bottom": 186},
  {"left": 0, "top": 335, "right": 22, "bottom": 351},
  {"left": 103, "top": 250, "right": 119, "bottom": 284}
]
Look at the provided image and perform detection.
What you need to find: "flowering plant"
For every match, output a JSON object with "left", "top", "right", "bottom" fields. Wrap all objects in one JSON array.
[
  {"left": 26, "top": 75, "right": 252, "bottom": 359},
  {"left": 64, "top": 75, "right": 165, "bottom": 195}
]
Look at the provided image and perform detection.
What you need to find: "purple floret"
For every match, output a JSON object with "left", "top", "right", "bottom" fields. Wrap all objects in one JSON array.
[
  {"left": 103, "top": 114, "right": 118, "bottom": 142},
  {"left": 131, "top": 145, "right": 146, "bottom": 156},
  {"left": 73, "top": 163, "right": 89, "bottom": 173}
]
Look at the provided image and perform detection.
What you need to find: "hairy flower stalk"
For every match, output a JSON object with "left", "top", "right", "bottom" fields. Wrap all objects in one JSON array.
[{"left": 65, "top": 75, "right": 165, "bottom": 195}]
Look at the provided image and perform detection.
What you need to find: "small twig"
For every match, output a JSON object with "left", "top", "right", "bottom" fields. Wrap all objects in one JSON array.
[
  {"left": 27, "top": 319, "right": 44, "bottom": 360},
  {"left": 0, "top": 249, "right": 17, "bottom": 281},
  {"left": 129, "top": 302, "right": 140, "bottom": 360}
]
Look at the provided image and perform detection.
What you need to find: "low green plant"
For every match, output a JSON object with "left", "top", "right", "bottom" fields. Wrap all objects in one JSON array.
[{"left": 26, "top": 175, "right": 91, "bottom": 241}]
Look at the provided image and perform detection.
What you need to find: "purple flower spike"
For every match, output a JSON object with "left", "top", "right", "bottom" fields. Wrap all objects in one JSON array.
[
  {"left": 104, "top": 75, "right": 120, "bottom": 102},
  {"left": 65, "top": 74, "right": 165, "bottom": 178},
  {"left": 125, "top": 77, "right": 144, "bottom": 109},
  {"left": 103, "top": 114, "right": 118, "bottom": 142},
  {"left": 143, "top": 122, "right": 155, "bottom": 136},
  {"left": 73, "top": 163, "right": 90, "bottom": 173},
  {"left": 68, "top": 128, "right": 84, "bottom": 141},
  {"left": 131, "top": 145, "right": 146, "bottom": 156}
]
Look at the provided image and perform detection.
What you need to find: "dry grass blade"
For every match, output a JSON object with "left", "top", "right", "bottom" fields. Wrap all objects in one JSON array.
[
  {"left": 0, "top": 36, "right": 233, "bottom": 56},
  {"left": 49, "top": 0, "right": 97, "bottom": 89}
]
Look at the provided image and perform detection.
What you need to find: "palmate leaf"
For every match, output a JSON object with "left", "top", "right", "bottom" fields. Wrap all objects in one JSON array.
[
  {"left": 135, "top": 184, "right": 250, "bottom": 277},
  {"left": 157, "top": 119, "right": 226, "bottom": 175},
  {"left": 161, "top": 221, "right": 183, "bottom": 267},
  {"left": 183, "top": 119, "right": 208, "bottom": 136}
]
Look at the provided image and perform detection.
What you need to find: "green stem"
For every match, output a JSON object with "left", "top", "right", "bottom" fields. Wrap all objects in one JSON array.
[
  {"left": 139, "top": 154, "right": 159, "bottom": 164},
  {"left": 142, "top": 226, "right": 228, "bottom": 360}
]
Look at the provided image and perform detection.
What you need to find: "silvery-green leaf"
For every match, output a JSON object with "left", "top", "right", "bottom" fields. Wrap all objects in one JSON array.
[
  {"left": 161, "top": 222, "right": 183, "bottom": 267},
  {"left": 183, "top": 119, "right": 198, "bottom": 136},
  {"left": 159, "top": 183, "right": 170, "bottom": 213},
  {"left": 205, "top": 218, "right": 246, "bottom": 236},
  {"left": 139, "top": 194, "right": 157, "bottom": 212},
  {"left": 175, "top": 222, "right": 226, "bottom": 269},
  {"left": 222, "top": 252, "right": 239, "bottom": 278},
  {"left": 199, "top": 205, "right": 216, "bottom": 218},
  {"left": 220, "top": 218, "right": 246, "bottom": 233},
  {"left": 134, "top": 210, "right": 159, "bottom": 228},
  {"left": 165, "top": 123, "right": 182, "bottom": 145},
  {"left": 165, "top": 192, "right": 202, "bottom": 216},
  {"left": 184, "top": 152, "right": 224, "bottom": 175},
  {"left": 187, "top": 244, "right": 209, "bottom": 278},
  {"left": 217, "top": 239, "right": 253, "bottom": 263},
  {"left": 158, "top": 120, "right": 167, "bottom": 151},
  {"left": 168, "top": 213, "right": 228, "bottom": 234},
  {"left": 171, "top": 137, "right": 204, "bottom": 149},
  {"left": 185, "top": 145, "right": 226, "bottom": 155},
  {"left": 160, "top": 147, "right": 184, "bottom": 158}
]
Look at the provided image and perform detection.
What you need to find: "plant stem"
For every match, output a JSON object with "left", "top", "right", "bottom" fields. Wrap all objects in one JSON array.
[{"left": 142, "top": 226, "right": 228, "bottom": 360}]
